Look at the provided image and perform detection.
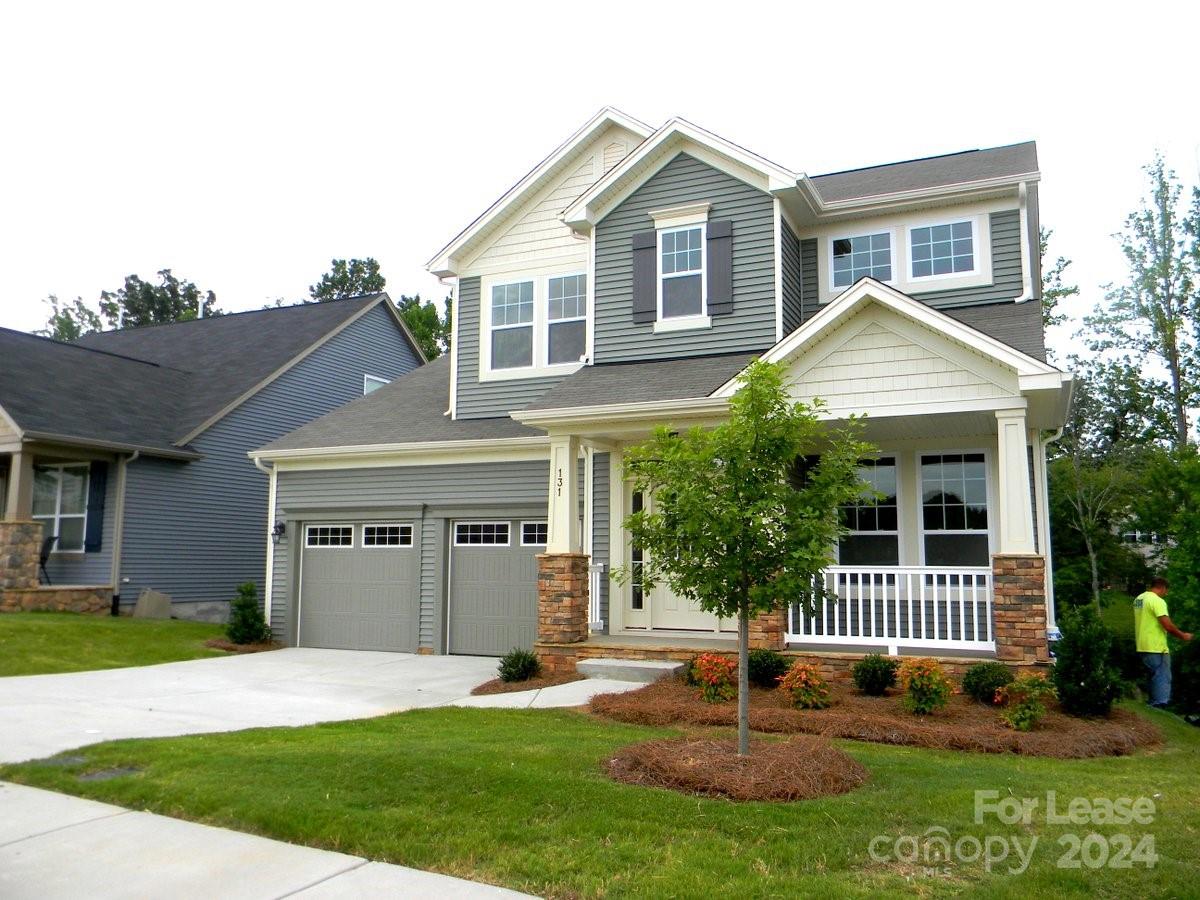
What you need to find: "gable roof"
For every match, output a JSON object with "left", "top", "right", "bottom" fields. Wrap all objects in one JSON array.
[{"left": 254, "top": 355, "right": 540, "bottom": 455}]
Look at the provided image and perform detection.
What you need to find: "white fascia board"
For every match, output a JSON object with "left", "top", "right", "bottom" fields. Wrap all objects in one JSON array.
[
  {"left": 249, "top": 435, "right": 550, "bottom": 466},
  {"left": 512, "top": 396, "right": 730, "bottom": 429},
  {"left": 799, "top": 171, "right": 1042, "bottom": 219},
  {"left": 426, "top": 107, "right": 653, "bottom": 277}
]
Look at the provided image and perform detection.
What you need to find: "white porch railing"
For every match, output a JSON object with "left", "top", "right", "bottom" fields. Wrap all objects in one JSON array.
[
  {"left": 588, "top": 563, "right": 605, "bottom": 632},
  {"left": 786, "top": 565, "right": 994, "bottom": 653}
]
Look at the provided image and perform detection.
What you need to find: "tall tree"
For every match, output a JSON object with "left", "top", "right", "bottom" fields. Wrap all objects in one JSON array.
[
  {"left": 1084, "top": 155, "right": 1199, "bottom": 448},
  {"left": 616, "top": 361, "right": 871, "bottom": 756},
  {"left": 37, "top": 295, "right": 103, "bottom": 341},
  {"left": 98, "top": 269, "right": 220, "bottom": 328},
  {"left": 396, "top": 294, "right": 453, "bottom": 359},
  {"left": 309, "top": 258, "right": 386, "bottom": 302},
  {"left": 1039, "top": 227, "right": 1077, "bottom": 332}
]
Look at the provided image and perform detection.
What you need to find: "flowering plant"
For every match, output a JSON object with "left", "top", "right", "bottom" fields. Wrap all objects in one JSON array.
[
  {"left": 777, "top": 662, "right": 831, "bottom": 709},
  {"left": 899, "top": 658, "right": 952, "bottom": 715},
  {"left": 996, "top": 673, "right": 1056, "bottom": 732},
  {"left": 691, "top": 653, "right": 736, "bottom": 703}
]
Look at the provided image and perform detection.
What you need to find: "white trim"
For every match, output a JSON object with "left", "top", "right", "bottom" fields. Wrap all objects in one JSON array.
[
  {"left": 263, "top": 461, "right": 276, "bottom": 623},
  {"left": 1015, "top": 182, "right": 1035, "bottom": 302},
  {"left": 452, "top": 521, "right": 512, "bottom": 547},
  {"left": 520, "top": 520, "right": 549, "bottom": 547},
  {"left": 915, "top": 449, "right": 995, "bottom": 567},
  {"left": 828, "top": 226, "right": 898, "bottom": 292},
  {"left": 363, "top": 374, "right": 390, "bottom": 395},
  {"left": 304, "top": 523, "right": 355, "bottom": 549},
  {"left": 512, "top": 396, "right": 729, "bottom": 428},
  {"left": 799, "top": 171, "right": 1042, "bottom": 217},
  {"left": 479, "top": 273, "right": 588, "bottom": 381},
  {"left": 906, "top": 216, "right": 982, "bottom": 284},
  {"left": 772, "top": 198, "right": 784, "bottom": 343},
  {"left": 448, "top": 278, "right": 460, "bottom": 419},
  {"left": 32, "top": 461, "right": 90, "bottom": 554},
  {"left": 251, "top": 435, "right": 550, "bottom": 465},
  {"left": 648, "top": 202, "right": 711, "bottom": 229},
  {"left": 361, "top": 522, "right": 415, "bottom": 548},
  {"left": 656, "top": 223, "right": 707, "bottom": 322},
  {"left": 652, "top": 314, "right": 711, "bottom": 334}
]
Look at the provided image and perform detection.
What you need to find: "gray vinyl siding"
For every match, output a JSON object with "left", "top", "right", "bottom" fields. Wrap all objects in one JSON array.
[
  {"left": 592, "top": 451, "right": 610, "bottom": 632},
  {"left": 43, "top": 466, "right": 118, "bottom": 587},
  {"left": 780, "top": 220, "right": 803, "bottom": 336},
  {"left": 117, "top": 304, "right": 420, "bottom": 611},
  {"left": 454, "top": 276, "right": 567, "bottom": 420},
  {"left": 594, "top": 153, "right": 777, "bottom": 362},
  {"left": 910, "top": 210, "right": 1024, "bottom": 308},
  {"left": 800, "top": 238, "right": 819, "bottom": 320},
  {"left": 270, "top": 460, "right": 549, "bottom": 648}
]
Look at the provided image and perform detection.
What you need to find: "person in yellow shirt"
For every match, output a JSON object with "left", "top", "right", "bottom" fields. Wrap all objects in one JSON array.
[{"left": 1134, "top": 577, "right": 1193, "bottom": 708}]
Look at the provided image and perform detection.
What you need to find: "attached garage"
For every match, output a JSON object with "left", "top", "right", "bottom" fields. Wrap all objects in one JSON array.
[
  {"left": 447, "top": 519, "right": 543, "bottom": 655},
  {"left": 298, "top": 522, "right": 420, "bottom": 652}
]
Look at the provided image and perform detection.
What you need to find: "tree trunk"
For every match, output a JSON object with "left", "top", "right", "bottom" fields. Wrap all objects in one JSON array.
[
  {"left": 1083, "top": 532, "right": 1101, "bottom": 612},
  {"left": 737, "top": 606, "right": 750, "bottom": 757}
]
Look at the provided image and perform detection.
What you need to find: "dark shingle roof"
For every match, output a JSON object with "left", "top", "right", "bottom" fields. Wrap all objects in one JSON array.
[
  {"left": 0, "top": 330, "right": 196, "bottom": 456},
  {"left": 259, "top": 356, "right": 539, "bottom": 452},
  {"left": 76, "top": 294, "right": 389, "bottom": 440},
  {"left": 942, "top": 300, "right": 1046, "bottom": 362},
  {"left": 810, "top": 142, "right": 1038, "bottom": 203},
  {"left": 524, "top": 352, "right": 759, "bottom": 411}
]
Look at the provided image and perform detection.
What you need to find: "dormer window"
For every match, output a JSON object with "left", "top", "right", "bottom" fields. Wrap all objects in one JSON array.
[
  {"left": 831, "top": 231, "right": 892, "bottom": 289},
  {"left": 909, "top": 220, "right": 976, "bottom": 279},
  {"left": 659, "top": 225, "right": 705, "bottom": 319},
  {"left": 490, "top": 281, "right": 534, "bottom": 369}
]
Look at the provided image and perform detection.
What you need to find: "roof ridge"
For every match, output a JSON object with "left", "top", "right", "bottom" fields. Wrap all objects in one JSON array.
[
  {"left": 0, "top": 326, "right": 177, "bottom": 369},
  {"left": 811, "top": 141, "right": 1035, "bottom": 180}
]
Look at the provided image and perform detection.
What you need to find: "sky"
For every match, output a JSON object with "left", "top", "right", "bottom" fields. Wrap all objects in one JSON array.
[{"left": 1, "top": 0, "right": 1198, "bottom": 360}]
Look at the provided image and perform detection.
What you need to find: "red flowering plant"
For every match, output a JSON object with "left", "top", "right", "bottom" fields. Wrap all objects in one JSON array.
[
  {"left": 899, "top": 657, "right": 953, "bottom": 715},
  {"left": 777, "top": 662, "right": 832, "bottom": 709},
  {"left": 691, "top": 653, "right": 736, "bottom": 703}
]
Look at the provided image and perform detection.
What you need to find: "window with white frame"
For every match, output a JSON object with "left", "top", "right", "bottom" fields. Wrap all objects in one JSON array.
[
  {"left": 489, "top": 281, "right": 534, "bottom": 369},
  {"left": 910, "top": 221, "right": 975, "bottom": 279},
  {"left": 32, "top": 463, "right": 89, "bottom": 552},
  {"left": 659, "top": 225, "right": 704, "bottom": 318},
  {"left": 520, "top": 521, "right": 548, "bottom": 546},
  {"left": 547, "top": 275, "right": 586, "bottom": 365},
  {"left": 363, "top": 374, "right": 389, "bottom": 395},
  {"left": 838, "top": 458, "right": 899, "bottom": 565},
  {"left": 305, "top": 525, "right": 354, "bottom": 547},
  {"left": 920, "top": 453, "right": 989, "bottom": 565},
  {"left": 454, "top": 522, "right": 510, "bottom": 546},
  {"left": 363, "top": 524, "right": 413, "bottom": 547},
  {"left": 831, "top": 232, "right": 892, "bottom": 288}
]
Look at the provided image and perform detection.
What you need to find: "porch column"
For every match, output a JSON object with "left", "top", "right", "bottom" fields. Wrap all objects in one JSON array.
[
  {"left": 4, "top": 449, "right": 33, "bottom": 521},
  {"left": 994, "top": 408, "right": 1035, "bottom": 555},
  {"left": 546, "top": 435, "right": 582, "bottom": 553},
  {"left": 537, "top": 435, "right": 589, "bottom": 673}
]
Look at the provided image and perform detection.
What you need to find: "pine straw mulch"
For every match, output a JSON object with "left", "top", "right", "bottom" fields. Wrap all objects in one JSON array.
[
  {"left": 203, "top": 638, "right": 282, "bottom": 654},
  {"left": 590, "top": 678, "right": 1162, "bottom": 758},
  {"left": 470, "top": 673, "right": 586, "bottom": 695},
  {"left": 606, "top": 735, "right": 869, "bottom": 802}
]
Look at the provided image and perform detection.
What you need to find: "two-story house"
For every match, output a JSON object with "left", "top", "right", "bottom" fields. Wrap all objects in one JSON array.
[{"left": 252, "top": 109, "right": 1072, "bottom": 671}]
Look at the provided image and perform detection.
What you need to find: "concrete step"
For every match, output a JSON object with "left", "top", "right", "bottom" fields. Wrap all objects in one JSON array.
[{"left": 576, "top": 657, "right": 685, "bottom": 683}]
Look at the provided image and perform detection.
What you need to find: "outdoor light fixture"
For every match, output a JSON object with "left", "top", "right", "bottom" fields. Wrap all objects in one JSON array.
[{"left": 271, "top": 521, "right": 286, "bottom": 544}]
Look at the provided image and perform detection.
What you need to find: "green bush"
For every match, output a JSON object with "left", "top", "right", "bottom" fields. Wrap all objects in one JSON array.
[
  {"left": 997, "top": 673, "right": 1056, "bottom": 732},
  {"left": 1052, "top": 606, "right": 1123, "bottom": 716},
  {"left": 747, "top": 649, "right": 790, "bottom": 688},
  {"left": 961, "top": 661, "right": 1014, "bottom": 704},
  {"left": 498, "top": 648, "right": 541, "bottom": 683},
  {"left": 226, "top": 582, "right": 272, "bottom": 645},
  {"left": 681, "top": 655, "right": 702, "bottom": 686},
  {"left": 851, "top": 653, "right": 898, "bottom": 696},
  {"left": 777, "top": 662, "right": 831, "bottom": 709},
  {"left": 1172, "top": 640, "right": 1200, "bottom": 713},
  {"left": 899, "top": 658, "right": 952, "bottom": 715}
]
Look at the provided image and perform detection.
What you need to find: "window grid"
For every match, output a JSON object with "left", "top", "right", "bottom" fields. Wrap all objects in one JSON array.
[
  {"left": 547, "top": 274, "right": 586, "bottom": 365},
  {"left": 911, "top": 221, "right": 974, "bottom": 278},
  {"left": 921, "top": 453, "right": 988, "bottom": 533},
  {"left": 832, "top": 233, "right": 892, "bottom": 287},
  {"left": 32, "top": 463, "right": 89, "bottom": 553},
  {"left": 454, "top": 522, "right": 511, "bottom": 546},
  {"left": 521, "top": 521, "right": 549, "bottom": 546},
  {"left": 491, "top": 281, "right": 534, "bottom": 326},
  {"left": 840, "top": 458, "right": 898, "bottom": 533},
  {"left": 363, "top": 524, "right": 413, "bottom": 547},
  {"left": 661, "top": 227, "right": 702, "bottom": 275},
  {"left": 306, "top": 525, "right": 354, "bottom": 547},
  {"left": 548, "top": 275, "right": 586, "bottom": 321}
]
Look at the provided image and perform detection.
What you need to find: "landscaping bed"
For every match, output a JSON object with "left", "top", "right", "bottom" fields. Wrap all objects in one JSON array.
[
  {"left": 203, "top": 637, "right": 282, "bottom": 654},
  {"left": 591, "top": 677, "right": 1161, "bottom": 758},
  {"left": 470, "top": 673, "right": 585, "bottom": 695}
]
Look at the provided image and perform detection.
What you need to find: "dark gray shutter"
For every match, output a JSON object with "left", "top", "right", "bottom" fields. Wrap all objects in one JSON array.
[
  {"left": 706, "top": 219, "right": 733, "bottom": 316},
  {"left": 84, "top": 461, "right": 108, "bottom": 553},
  {"left": 631, "top": 231, "right": 657, "bottom": 324}
]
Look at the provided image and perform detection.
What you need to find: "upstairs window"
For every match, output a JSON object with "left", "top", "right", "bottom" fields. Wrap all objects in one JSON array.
[
  {"left": 33, "top": 463, "right": 89, "bottom": 552},
  {"left": 831, "top": 232, "right": 892, "bottom": 288},
  {"left": 547, "top": 275, "right": 586, "bottom": 365},
  {"left": 659, "top": 225, "right": 705, "bottom": 319},
  {"left": 910, "top": 221, "right": 975, "bottom": 279},
  {"left": 363, "top": 374, "right": 389, "bottom": 395},
  {"left": 490, "top": 281, "right": 534, "bottom": 369}
]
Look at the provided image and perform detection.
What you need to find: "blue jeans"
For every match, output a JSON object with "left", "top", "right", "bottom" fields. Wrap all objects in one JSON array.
[{"left": 1142, "top": 652, "right": 1172, "bottom": 707}]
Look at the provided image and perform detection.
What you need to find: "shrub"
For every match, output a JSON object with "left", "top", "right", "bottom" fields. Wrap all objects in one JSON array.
[
  {"left": 961, "top": 661, "right": 1014, "bottom": 704},
  {"left": 692, "top": 653, "right": 736, "bottom": 703},
  {"left": 226, "top": 582, "right": 272, "bottom": 645},
  {"left": 1052, "top": 606, "right": 1123, "bottom": 716},
  {"left": 997, "top": 673, "right": 1056, "bottom": 732},
  {"left": 498, "top": 648, "right": 541, "bottom": 683},
  {"left": 899, "top": 658, "right": 952, "bottom": 715},
  {"left": 851, "top": 653, "right": 898, "bottom": 696},
  {"left": 747, "top": 649, "right": 790, "bottom": 688},
  {"left": 1172, "top": 640, "right": 1200, "bottom": 713},
  {"left": 777, "top": 662, "right": 831, "bottom": 709}
]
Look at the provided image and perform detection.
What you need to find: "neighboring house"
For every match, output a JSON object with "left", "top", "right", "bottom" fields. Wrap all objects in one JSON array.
[
  {"left": 0, "top": 295, "right": 423, "bottom": 619},
  {"left": 252, "top": 109, "right": 1072, "bottom": 670}
]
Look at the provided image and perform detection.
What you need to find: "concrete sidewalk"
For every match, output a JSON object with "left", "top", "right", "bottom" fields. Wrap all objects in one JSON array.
[{"left": 0, "top": 782, "right": 533, "bottom": 899}]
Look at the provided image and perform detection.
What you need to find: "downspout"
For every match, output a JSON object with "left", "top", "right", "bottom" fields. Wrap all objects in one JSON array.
[
  {"left": 109, "top": 450, "right": 139, "bottom": 615},
  {"left": 254, "top": 457, "right": 277, "bottom": 626},
  {"left": 1039, "top": 427, "right": 1064, "bottom": 633}
]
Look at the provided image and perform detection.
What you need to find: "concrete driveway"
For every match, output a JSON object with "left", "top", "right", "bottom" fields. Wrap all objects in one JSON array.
[{"left": 0, "top": 648, "right": 499, "bottom": 763}]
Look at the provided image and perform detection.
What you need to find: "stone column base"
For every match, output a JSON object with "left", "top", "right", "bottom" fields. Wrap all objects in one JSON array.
[
  {"left": 0, "top": 521, "right": 42, "bottom": 591},
  {"left": 748, "top": 607, "right": 787, "bottom": 651},
  {"left": 537, "top": 553, "right": 589, "bottom": 645},
  {"left": 992, "top": 554, "right": 1050, "bottom": 665}
]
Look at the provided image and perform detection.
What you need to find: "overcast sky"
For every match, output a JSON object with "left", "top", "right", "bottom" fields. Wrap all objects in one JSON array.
[{"left": 2, "top": 1, "right": 1197, "bottom": 358}]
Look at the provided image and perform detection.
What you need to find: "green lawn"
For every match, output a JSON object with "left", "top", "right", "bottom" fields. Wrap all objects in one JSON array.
[
  {"left": 0, "top": 612, "right": 225, "bottom": 676},
  {"left": 3, "top": 706, "right": 1197, "bottom": 898}
]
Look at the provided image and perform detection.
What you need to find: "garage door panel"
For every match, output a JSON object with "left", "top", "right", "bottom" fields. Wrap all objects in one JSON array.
[{"left": 449, "top": 522, "right": 539, "bottom": 656}]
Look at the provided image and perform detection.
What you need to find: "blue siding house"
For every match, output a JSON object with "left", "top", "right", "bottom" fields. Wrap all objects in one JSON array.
[{"left": 0, "top": 294, "right": 423, "bottom": 618}]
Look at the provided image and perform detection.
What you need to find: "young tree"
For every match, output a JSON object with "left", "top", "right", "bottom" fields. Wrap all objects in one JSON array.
[
  {"left": 1084, "top": 155, "right": 1199, "bottom": 448},
  {"left": 396, "top": 294, "right": 453, "bottom": 359},
  {"left": 99, "top": 269, "right": 220, "bottom": 328},
  {"left": 37, "top": 295, "right": 103, "bottom": 341},
  {"left": 309, "top": 257, "right": 386, "bottom": 301},
  {"left": 617, "top": 360, "right": 872, "bottom": 756}
]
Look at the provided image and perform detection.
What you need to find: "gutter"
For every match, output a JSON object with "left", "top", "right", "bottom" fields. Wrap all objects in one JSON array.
[
  {"left": 511, "top": 396, "right": 730, "bottom": 429},
  {"left": 22, "top": 430, "right": 201, "bottom": 461},
  {"left": 248, "top": 435, "right": 552, "bottom": 464}
]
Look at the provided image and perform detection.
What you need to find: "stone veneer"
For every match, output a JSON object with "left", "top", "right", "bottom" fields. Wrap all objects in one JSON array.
[
  {"left": 1, "top": 587, "right": 112, "bottom": 615},
  {"left": 992, "top": 554, "right": 1051, "bottom": 665},
  {"left": 536, "top": 553, "right": 589, "bottom": 664},
  {"left": 0, "top": 520, "right": 42, "bottom": 591},
  {"left": 748, "top": 607, "right": 787, "bottom": 651}
]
